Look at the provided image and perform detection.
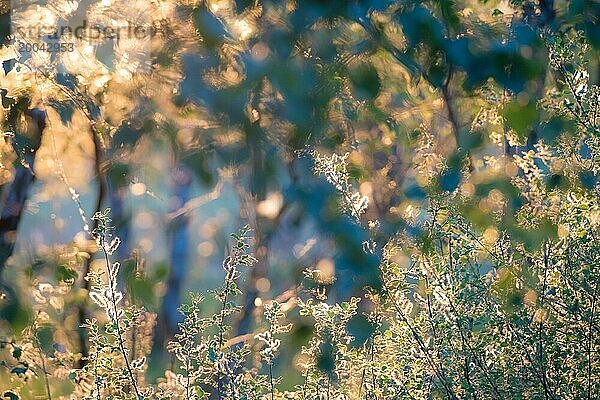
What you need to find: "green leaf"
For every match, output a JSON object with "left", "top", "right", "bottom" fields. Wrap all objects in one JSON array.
[
  {"left": 56, "top": 264, "right": 78, "bottom": 283},
  {"left": 348, "top": 62, "right": 381, "bottom": 100},
  {"left": 36, "top": 325, "right": 55, "bottom": 354},
  {"left": 10, "top": 366, "right": 28, "bottom": 377},
  {"left": 11, "top": 346, "right": 21, "bottom": 360},
  {"left": 501, "top": 99, "right": 537, "bottom": 140}
]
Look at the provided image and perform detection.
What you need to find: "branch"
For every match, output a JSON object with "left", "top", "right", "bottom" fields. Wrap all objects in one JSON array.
[{"left": 100, "top": 241, "right": 143, "bottom": 399}]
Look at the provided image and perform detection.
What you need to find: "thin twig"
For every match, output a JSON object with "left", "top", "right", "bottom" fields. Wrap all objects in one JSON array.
[
  {"left": 32, "top": 315, "right": 52, "bottom": 400},
  {"left": 186, "top": 356, "right": 191, "bottom": 400},
  {"left": 381, "top": 278, "right": 458, "bottom": 400},
  {"left": 538, "top": 243, "right": 551, "bottom": 400},
  {"left": 587, "top": 278, "right": 598, "bottom": 400},
  {"left": 216, "top": 278, "right": 231, "bottom": 400},
  {"left": 445, "top": 238, "right": 502, "bottom": 399},
  {"left": 269, "top": 362, "right": 274, "bottom": 400}
]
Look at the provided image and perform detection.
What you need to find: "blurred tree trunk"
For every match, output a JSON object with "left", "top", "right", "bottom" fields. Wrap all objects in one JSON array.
[
  {"left": 0, "top": 106, "right": 45, "bottom": 327},
  {"left": 236, "top": 217, "right": 267, "bottom": 337},
  {"left": 156, "top": 166, "right": 192, "bottom": 346},
  {"left": 108, "top": 179, "right": 131, "bottom": 260},
  {"left": 76, "top": 127, "right": 107, "bottom": 367},
  {"left": 235, "top": 111, "right": 266, "bottom": 336},
  {"left": 236, "top": 115, "right": 288, "bottom": 337},
  {"left": 0, "top": 108, "right": 45, "bottom": 269},
  {"left": 79, "top": 128, "right": 108, "bottom": 286},
  {"left": 0, "top": 9, "right": 49, "bottom": 284}
]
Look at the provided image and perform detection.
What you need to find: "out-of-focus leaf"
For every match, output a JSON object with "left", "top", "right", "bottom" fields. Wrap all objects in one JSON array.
[
  {"left": 502, "top": 99, "right": 537, "bottom": 140},
  {"left": 36, "top": 325, "right": 55, "bottom": 354},
  {"left": 348, "top": 62, "right": 381, "bottom": 100},
  {"left": 0, "top": 300, "right": 32, "bottom": 334},
  {"left": 56, "top": 264, "right": 78, "bottom": 283},
  {"left": 192, "top": 3, "right": 230, "bottom": 50},
  {"left": 10, "top": 367, "right": 27, "bottom": 377}
]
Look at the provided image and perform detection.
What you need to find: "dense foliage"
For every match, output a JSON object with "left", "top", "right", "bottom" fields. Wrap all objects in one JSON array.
[{"left": 0, "top": 0, "right": 599, "bottom": 399}]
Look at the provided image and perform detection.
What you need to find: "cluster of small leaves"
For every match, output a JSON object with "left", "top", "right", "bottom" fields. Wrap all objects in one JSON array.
[
  {"left": 547, "top": 32, "right": 600, "bottom": 171},
  {"left": 311, "top": 151, "right": 368, "bottom": 222},
  {"left": 296, "top": 291, "right": 360, "bottom": 400},
  {"left": 3, "top": 177, "right": 599, "bottom": 400},
  {"left": 310, "top": 74, "right": 600, "bottom": 398},
  {"left": 159, "top": 293, "right": 208, "bottom": 400},
  {"left": 0, "top": 274, "right": 80, "bottom": 398},
  {"left": 158, "top": 226, "right": 262, "bottom": 400},
  {"left": 77, "top": 309, "right": 149, "bottom": 399},
  {"left": 256, "top": 301, "right": 292, "bottom": 367},
  {"left": 336, "top": 195, "right": 599, "bottom": 399},
  {"left": 77, "top": 209, "right": 147, "bottom": 400},
  {"left": 255, "top": 301, "right": 292, "bottom": 400}
]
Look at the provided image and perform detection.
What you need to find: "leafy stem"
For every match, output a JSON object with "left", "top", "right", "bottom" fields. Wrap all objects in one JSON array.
[{"left": 99, "top": 239, "right": 143, "bottom": 400}]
